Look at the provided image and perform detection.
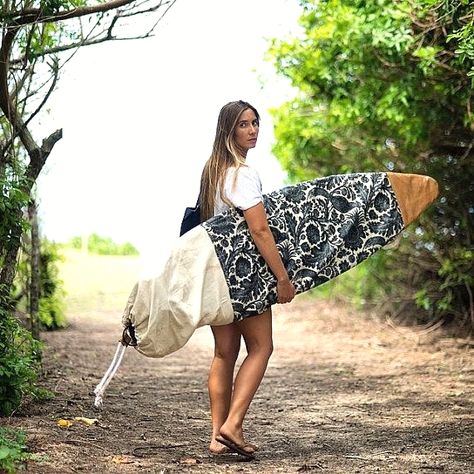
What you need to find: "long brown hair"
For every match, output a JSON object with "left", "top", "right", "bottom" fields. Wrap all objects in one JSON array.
[{"left": 200, "top": 100, "right": 260, "bottom": 221}]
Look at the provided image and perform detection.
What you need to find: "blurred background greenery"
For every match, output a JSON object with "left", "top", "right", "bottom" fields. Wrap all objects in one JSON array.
[
  {"left": 58, "top": 246, "right": 141, "bottom": 315},
  {"left": 268, "top": 0, "right": 473, "bottom": 331}
]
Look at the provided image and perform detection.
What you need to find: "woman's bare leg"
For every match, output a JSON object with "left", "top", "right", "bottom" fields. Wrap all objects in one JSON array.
[
  {"left": 208, "top": 323, "right": 241, "bottom": 453},
  {"left": 218, "top": 308, "right": 273, "bottom": 447}
]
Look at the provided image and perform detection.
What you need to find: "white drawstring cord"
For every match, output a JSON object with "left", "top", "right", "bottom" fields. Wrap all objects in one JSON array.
[{"left": 93, "top": 342, "right": 127, "bottom": 408}]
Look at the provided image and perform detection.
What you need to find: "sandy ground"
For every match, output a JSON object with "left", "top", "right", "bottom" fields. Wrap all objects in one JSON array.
[{"left": 6, "top": 298, "right": 474, "bottom": 473}]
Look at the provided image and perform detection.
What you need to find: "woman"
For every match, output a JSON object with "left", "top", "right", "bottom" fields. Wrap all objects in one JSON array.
[{"left": 199, "top": 100, "right": 296, "bottom": 458}]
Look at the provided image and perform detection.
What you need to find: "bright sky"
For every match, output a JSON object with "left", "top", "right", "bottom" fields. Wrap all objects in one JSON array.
[{"left": 36, "top": 0, "right": 302, "bottom": 275}]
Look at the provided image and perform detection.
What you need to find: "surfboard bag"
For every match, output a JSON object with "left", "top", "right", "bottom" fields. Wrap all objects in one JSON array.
[{"left": 94, "top": 172, "right": 438, "bottom": 407}]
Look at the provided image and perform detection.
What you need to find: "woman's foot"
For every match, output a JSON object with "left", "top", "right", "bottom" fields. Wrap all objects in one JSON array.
[
  {"left": 210, "top": 431, "right": 232, "bottom": 454},
  {"left": 209, "top": 442, "right": 230, "bottom": 455},
  {"left": 210, "top": 429, "right": 257, "bottom": 455},
  {"left": 216, "top": 424, "right": 256, "bottom": 458},
  {"left": 215, "top": 435, "right": 255, "bottom": 459}
]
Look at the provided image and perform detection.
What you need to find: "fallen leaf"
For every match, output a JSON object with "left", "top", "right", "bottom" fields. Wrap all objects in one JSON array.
[
  {"left": 57, "top": 419, "right": 73, "bottom": 428},
  {"left": 74, "top": 416, "right": 98, "bottom": 426}
]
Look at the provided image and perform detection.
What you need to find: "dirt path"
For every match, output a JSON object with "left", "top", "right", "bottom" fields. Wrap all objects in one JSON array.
[{"left": 7, "top": 298, "right": 473, "bottom": 473}]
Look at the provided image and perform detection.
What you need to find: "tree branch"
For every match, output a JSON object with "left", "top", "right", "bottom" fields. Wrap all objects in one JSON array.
[
  {"left": 9, "top": 66, "right": 33, "bottom": 105},
  {"left": 13, "top": 68, "right": 53, "bottom": 111},
  {"left": 10, "top": 29, "right": 154, "bottom": 65},
  {"left": 0, "top": 66, "right": 34, "bottom": 161},
  {"left": 117, "top": 0, "right": 169, "bottom": 18},
  {"left": 8, "top": 0, "right": 147, "bottom": 27},
  {"left": 9, "top": 0, "right": 175, "bottom": 65},
  {"left": 0, "top": 27, "right": 19, "bottom": 122},
  {"left": 24, "top": 60, "right": 59, "bottom": 128},
  {"left": 0, "top": 26, "right": 19, "bottom": 171},
  {"left": 25, "top": 128, "right": 63, "bottom": 185}
]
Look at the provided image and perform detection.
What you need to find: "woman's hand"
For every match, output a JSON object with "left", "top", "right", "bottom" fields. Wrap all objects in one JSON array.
[{"left": 277, "top": 277, "right": 296, "bottom": 304}]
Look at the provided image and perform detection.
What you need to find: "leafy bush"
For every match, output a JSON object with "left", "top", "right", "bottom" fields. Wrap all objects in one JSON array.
[
  {"left": 0, "top": 301, "right": 42, "bottom": 417},
  {"left": 268, "top": 0, "right": 474, "bottom": 330}
]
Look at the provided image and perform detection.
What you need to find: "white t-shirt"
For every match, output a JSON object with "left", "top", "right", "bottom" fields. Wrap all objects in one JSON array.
[{"left": 214, "top": 166, "right": 263, "bottom": 216}]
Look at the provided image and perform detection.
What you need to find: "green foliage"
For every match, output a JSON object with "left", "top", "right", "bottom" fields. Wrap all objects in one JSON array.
[
  {"left": 14, "top": 239, "right": 67, "bottom": 330},
  {"left": 0, "top": 425, "right": 47, "bottom": 473},
  {"left": 0, "top": 180, "right": 30, "bottom": 261},
  {"left": 13, "top": 1, "right": 88, "bottom": 60},
  {"left": 0, "top": 427, "right": 28, "bottom": 474},
  {"left": 0, "top": 295, "right": 42, "bottom": 417},
  {"left": 268, "top": 0, "right": 474, "bottom": 329},
  {"left": 269, "top": 0, "right": 473, "bottom": 177},
  {"left": 38, "top": 240, "right": 67, "bottom": 329},
  {"left": 67, "top": 233, "right": 140, "bottom": 256}
]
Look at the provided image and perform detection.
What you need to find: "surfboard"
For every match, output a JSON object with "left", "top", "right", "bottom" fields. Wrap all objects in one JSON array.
[
  {"left": 94, "top": 171, "right": 438, "bottom": 406},
  {"left": 122, "top": 171, "right": 438, "bottom": 356}
]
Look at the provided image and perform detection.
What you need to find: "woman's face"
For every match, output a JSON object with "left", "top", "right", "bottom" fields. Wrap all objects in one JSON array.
[{"left": 233, "top": 108, "right": 259, "bottom": 155}]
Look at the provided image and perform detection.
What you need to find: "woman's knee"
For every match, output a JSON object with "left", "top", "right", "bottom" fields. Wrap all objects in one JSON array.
[
  {"left": 242, "top": 327, "right": 273, "bottom": 358},
  {"left": 214, "top": 342, "right": 241, "bottom": 362},
  {"left": 239, "top": 309, "right": 273, "bottom": 358},
  {"left": 247, "top": 339, "right": 273, "bottom": 359}
]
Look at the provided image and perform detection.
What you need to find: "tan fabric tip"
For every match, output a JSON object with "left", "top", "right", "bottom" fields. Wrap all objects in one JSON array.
[{"left": 387, "top": 172, "right": 439, "bottom": 227}]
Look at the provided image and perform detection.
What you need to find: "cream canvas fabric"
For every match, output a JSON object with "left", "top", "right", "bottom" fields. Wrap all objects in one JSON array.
[{"left": 122, "top": 226, "right": 234, "bottom": 358}]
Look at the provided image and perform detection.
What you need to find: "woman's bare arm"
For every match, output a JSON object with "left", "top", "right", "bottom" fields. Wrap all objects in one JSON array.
[{"left": 243, "top": 202, "right": 296, "bottom": 304}]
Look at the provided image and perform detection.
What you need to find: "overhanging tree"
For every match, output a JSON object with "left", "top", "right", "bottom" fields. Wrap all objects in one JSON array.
[
  {"left": 0, "top": 0, "right": 176, "bottom": 416},
  {"left": 268, "top": 0, "right": 473, "bottom": 330}
]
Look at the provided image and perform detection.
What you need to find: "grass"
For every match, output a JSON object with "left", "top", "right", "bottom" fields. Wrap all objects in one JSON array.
[{"left": 58, "top": 249, "right": 142, "bottom": 315}]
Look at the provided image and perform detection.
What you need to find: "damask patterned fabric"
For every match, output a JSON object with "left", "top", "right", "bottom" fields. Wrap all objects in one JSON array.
[{"left": 202, "top": 172, "right": 404, "bottom": 321}]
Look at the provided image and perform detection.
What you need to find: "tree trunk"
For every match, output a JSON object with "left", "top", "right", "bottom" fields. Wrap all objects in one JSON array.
[
  {"left": 28, "top": 200, "right": 40, "bottom": 339},
  {"left": 0, "top": 215, "right": 23, "bottom": 289}
]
